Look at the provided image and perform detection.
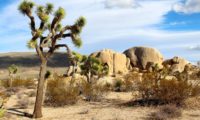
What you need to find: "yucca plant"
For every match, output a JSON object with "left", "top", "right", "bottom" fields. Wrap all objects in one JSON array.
[
  {"left": 68, "top": 51, "right": 87, "bottom": 75},
  {"left": 8, "top": 64, "right": 18, "bottom": 87},
  {"left": 80, "top": 56, "right": 109, "bottom": 83},
  {"left": 18, "top": 0, "right": 86, "bottom": 118}
]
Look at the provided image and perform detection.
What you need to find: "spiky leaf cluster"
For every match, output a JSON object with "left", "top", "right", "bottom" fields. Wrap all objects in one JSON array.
[
  {"left": 80, "top": 56, "right": 109, "bottom": 77},
  {"left": 76, "top": 17, "right": 86, "bottom": 27},
  {"left": 37, "top": 6, "right": 49, "bottom": 22},
  {"left": 55, "top": 7, "right": 66, "bottom": 19},
  {"left": 71, "top": 35, "right": 82, "bottom": 48},
  {"left": 27, "top": 40, "right": 37, "bottom": 49},
  {"left": 8, "top": 64, "right": 18, "bottom": 75},
  {"left": 46, "top": 3, "right": 54, "bottom": 14},
  {"left": 72, "top": 51, "right": 87, "bottom": 64},
  {"left": 18, "top": 0, "right": 34, "bottom": 15}
]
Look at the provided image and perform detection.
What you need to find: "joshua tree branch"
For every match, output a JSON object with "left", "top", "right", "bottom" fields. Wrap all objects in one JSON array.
[
  {"left": 39, "top": 22, "right": 45, "bottom": 30},
  {"left": 27, "top": 13, "right": 36, "bottom": 32},
  {"left": 62, "top": 33, "right": 71, "bottom": 38},
  {"left": 51, "top": 17, "right": 61, "bottom": 36},
  {"left": 40, "top": 33, "right": 52, "bottom": 48},
  {"left": 36, "top": 45, "right": 45, "bottom": 61},
  {"left": 54, "top": 26, "right": 71, "bottom": 40},
  {"left": 55, "top": 44, "right": 73, "bottom": 57}
]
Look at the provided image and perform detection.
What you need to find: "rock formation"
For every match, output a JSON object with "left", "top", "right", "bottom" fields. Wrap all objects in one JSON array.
[
  {"left": 163, "top": 56, "right": 189, "bottom": 73},
  {"left": 91, "top": 49, "right": 130, "bottom": 75},
  {"left": 123, "top": 46, "right": 164, "bottom": 70}
]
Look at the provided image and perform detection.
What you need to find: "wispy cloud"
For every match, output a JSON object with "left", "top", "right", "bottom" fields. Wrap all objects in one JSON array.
[
  {"left": 173, "top": 0, "right": 200, "bottom": 14},
  {"left": 168, "top": 21, "right": 186, "bottom": 26},
  {"left": 188, "top": 45, "right": 200, "bottom": 51},
  {"left": 104, "top": 0, "right": 140, "bottom": 9}
]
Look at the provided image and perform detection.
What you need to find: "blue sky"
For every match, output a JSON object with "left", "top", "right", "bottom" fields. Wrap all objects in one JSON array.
[{"left": 0, "top": 0, "right": 200, "bottom": 63}]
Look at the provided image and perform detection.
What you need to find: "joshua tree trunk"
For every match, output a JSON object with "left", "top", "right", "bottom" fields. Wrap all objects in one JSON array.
[
  {"left": 33, "top": 60, "right": 47, "bottom": 118},
  {"left": 8, "top": 74, "right": 13, "bottom": 88}
]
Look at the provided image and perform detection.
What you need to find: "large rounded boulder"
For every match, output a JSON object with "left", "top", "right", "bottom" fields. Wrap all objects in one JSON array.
[
  {"left": 91, "top": 49, "right": 130, "bottom": 75},
  {"left": 123, "top": 46, "right": 164, "bottom": 70}
]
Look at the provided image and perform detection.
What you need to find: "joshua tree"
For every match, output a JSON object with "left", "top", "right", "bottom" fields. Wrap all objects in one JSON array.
[
  {"left": 80, "top": 56, "right": 109, "bottom": 83},
  {"left": 18, "top": 0, "right": 86, "bottom": 118},
  {"left": 69, "top": 51, "right": 87, "bottom": 75},
  {"left": 8, "top": 64, "right": 18, "bottom": 87}
]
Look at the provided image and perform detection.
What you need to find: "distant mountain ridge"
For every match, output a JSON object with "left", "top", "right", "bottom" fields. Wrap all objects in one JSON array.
[{"left": 0, "top": 52, "right": 71, "bottom": 69}]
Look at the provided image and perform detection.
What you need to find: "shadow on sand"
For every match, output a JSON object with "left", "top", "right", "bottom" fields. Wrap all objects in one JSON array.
[
  {"left": 7, "top": 108, "right": 33, "bottom": 118},
  {"left": 119, "top": 99, "right": 165, "bottom": 107}
]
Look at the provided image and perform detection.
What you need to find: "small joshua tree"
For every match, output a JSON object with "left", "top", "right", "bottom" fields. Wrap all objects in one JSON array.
[
  {"left": 18, "top": 0, "right": 86, "bottom": 118},
  {"left": 80, "top": 56, "right": 109, "bottom": 83},
  {"left": 8, "top": 64, "right": 18, "bottom": 87}
]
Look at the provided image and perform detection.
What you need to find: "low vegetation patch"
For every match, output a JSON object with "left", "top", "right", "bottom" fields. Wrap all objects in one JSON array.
[
  {"left": 80, "top": 80, "right": 108, "bottom": 101},
  {"left": 0, "top": 77, "right": 35, "bottom": 88},
  {"left": 148, "top": 104, "right": 182, "bottom": 120},
  {"left": 127, "top": 67, "right": 200, "bottom": 105},
  {"left": 45, "top": 74, "right": 80, "bottom": 107},
  {"left": 183, "top": 96, "right": 200, "bottom": 109}
]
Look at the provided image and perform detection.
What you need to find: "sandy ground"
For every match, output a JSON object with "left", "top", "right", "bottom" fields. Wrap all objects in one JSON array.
[
  {"left": 1, "top": 52, "right": 200, "bottom": 120},
  {"left": 2, "top": 88, "right": 200, "bottom": 120}
]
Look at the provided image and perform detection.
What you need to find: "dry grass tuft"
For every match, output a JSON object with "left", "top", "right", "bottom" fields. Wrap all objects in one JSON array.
[
  {"left": 149, "top": 104, "right": 182, "bottom": 120},
  {"left": 183, "top": 96, "right": 200, "bottom": 109},
  {"left": 80, "top": 80, "right": 108, "bottom": 101},
  {"left": 45, "top": 74, "right": 80, "bottom": 107},
  {"left": 0, "top": 77, "right": 35, "bottom": 88}
]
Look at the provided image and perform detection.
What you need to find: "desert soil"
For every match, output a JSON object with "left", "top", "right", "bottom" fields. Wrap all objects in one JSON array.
[
  {"left": 1, "top": 53, "right": 200, "bottom": 120},
  {"left": 1, "top": 89, "right": 200, "bottom": 120}
]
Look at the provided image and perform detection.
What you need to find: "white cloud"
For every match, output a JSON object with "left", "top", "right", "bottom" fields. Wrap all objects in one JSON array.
[
  {"left": 104, "top": 0, "right": 140, "bottom": 8},
  {"left": 173, "top": 0, "right": 200, "bottom": 14},
  {"left": 0, "top": 0, "right": 200, "bottom": 62}
]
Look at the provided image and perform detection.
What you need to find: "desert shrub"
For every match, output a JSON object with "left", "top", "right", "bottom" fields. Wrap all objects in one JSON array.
[
  {"left": 0, "top": 77, "right": 35, "bottom": 88},
  {"left": 123, "top": 72, "right": 141, "bottom": 92},
  {"left": 45, "top": 74, "right": 80, "bottom": 107},
  {"left": 149, "top": 104, "right": 182, "bottom": 120},
  {"left": 113, "top": 79, "right": 123, "bottom": 92},
  {"left": 12, "top": 77, "right": 35, "bottom": 88},
  {"left": 134, "top": 68, "right": 200, "bottom": 105},
  {"left": 104, "top": 82, "right": 112, "bottom": 91},
  {"left": 80, "top": 80, "right": 107, "bottom": 101}
]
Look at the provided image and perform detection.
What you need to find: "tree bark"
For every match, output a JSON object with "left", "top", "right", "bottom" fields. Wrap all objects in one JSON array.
[{"left": 33, "top": 60, "right": 47, "bottom": 118}]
